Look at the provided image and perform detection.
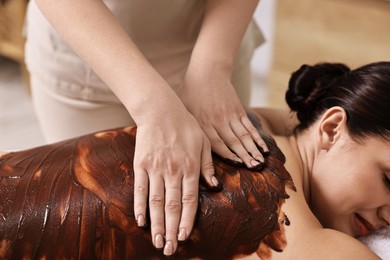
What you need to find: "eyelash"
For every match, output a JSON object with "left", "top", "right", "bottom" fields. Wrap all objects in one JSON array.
[{"left": 384, "top": 175, "right": 390, "bottom": 188}]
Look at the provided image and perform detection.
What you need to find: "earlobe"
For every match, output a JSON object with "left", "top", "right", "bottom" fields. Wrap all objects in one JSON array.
[{"left": 317, "top": 107, "right": 347, "bottom": 149}]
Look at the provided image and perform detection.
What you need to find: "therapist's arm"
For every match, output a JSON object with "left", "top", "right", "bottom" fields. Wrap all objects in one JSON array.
[
  {"left": 179, "top": 0, "right": 268, "bottom": 168},
  {"left": 34, "top": 0, "right": 217, "bottom": 256}
]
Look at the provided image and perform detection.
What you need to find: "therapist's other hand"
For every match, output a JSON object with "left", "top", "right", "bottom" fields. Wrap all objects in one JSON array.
[
  {"left": 179, "top": 69, "right": 268, "bottom": 169},
  {"left": 133, "top": 110, "right": 216, "bottom": 256}
]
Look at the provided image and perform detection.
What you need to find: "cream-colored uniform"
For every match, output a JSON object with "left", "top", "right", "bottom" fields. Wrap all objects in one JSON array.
[{"left": 25, "top": 0, "right": 264, "bottom": 143}]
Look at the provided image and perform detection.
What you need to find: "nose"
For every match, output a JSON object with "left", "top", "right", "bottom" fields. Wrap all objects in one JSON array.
[{"left": 378, "top": 205, "right": 390, "bottom": 227}]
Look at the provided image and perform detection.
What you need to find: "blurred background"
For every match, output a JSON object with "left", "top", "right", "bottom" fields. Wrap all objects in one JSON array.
[{"left": 0, "top": 0, "right": 390, "bottom": 151}]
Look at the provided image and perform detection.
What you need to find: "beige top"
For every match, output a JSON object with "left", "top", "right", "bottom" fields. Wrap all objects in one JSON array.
[{"left": 25, "top": 0, "right": 264, "bottom": 103}]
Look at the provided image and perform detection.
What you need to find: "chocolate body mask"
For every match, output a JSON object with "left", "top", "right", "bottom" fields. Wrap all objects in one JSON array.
[{"left": 0, "top": 123, "right": 295, "bottom": 259}]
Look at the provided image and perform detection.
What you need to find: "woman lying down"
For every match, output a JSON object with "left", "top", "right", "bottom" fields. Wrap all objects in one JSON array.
[{"left": 1, "top": 61, "right": 389, "bottom": 259}]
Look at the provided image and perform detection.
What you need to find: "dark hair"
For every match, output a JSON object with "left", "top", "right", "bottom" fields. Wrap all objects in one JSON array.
[{"left": 285, "top": 61, "right": 390, "bottom": 140}]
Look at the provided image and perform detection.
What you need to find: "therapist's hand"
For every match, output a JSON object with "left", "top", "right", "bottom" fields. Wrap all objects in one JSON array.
[
  {"left": 133, "top": 109, "right": 216, "bottom": 256},
  {"left": 179, "top": 68, "right": 268, "bottom": 169}
]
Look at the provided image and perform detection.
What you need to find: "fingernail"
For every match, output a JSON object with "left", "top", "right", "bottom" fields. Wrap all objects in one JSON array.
[
  {"left": 211, "top": 176, "right": 219, "bottom": 187},
  {"left": 255, "top": 155, "right": 264, "bottom": 163},
  {"left": 137, "top": 215, "right": 145, "bottom": 227},
  {"left": 164, "top": 240, "right": 173, "bottom": 256},
  {"left": 155, "top": 234, "right": 164, "bottom": 249},
  {"left": 251, "top": 159, "right": 260, "bottom": 167},
  {"left": 233, "top": 156, "right": 242, "bottom": 163},
  {"left": 178, "top": 228, "right": 187, "bottom": 241}
]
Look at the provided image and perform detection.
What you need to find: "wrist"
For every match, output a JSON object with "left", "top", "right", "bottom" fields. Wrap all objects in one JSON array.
[
  {"left": 130, "top": 90, "right": 188, "bottom": 126},
  {"left": 185, "top": 54, "right": 234, "bottom": 83}
]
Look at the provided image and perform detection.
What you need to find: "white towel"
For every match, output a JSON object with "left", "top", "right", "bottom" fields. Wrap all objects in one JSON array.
[{"left": 360, "top": 229, "right": 390, "bottom": 260}]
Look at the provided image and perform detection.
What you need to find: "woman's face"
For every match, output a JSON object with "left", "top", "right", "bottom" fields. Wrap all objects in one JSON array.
[{"left": 310, "top": 133, "right": 390, "bottom": 237}]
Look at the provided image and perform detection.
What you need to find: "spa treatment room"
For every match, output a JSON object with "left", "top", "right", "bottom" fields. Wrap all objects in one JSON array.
[{"left": 1, "top": 0, "right": 390, "bottom": 259}]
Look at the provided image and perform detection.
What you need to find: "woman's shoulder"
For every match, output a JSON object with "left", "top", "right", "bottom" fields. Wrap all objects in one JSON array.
[
  {"left": 257, "top": 131, "right": 378, "bottom": 259},
  {"left": 248, "top": 107, "right": 298, "bottom": 136},
  {"left": 268, "top": 143, "right": 378, "bottom": 259}
]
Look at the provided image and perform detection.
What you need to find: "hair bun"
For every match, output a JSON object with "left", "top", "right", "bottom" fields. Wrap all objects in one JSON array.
[{"left": 285, "top": 63, "right": 350, "bottom": 126}]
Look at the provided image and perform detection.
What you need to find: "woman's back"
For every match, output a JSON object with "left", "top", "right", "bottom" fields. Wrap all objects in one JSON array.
[{"left": 0, "top": 126, "right": 293, "bottom": 259}]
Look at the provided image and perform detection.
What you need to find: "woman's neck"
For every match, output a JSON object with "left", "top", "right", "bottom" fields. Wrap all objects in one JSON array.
[{"left": 289, "top": 130, "right": 316, "bottom": 204}]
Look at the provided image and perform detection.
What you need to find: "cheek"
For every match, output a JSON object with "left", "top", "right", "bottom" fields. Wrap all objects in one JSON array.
[
  {"left": 313, "top": 157, "right": 376, "bottom": 214},
  {"left": 310, "top": 141, "right": 384, "bottom": 230},
  {"left": 311, "top": 155, "right": 362, "bottom": 213}
]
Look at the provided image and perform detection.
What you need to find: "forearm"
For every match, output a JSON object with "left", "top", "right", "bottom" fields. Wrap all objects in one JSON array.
[
  {"left": 35, "top": 0, "right": 181, "bottom": 124},
  {"left": 187, "top": 0, "right": 259, "bottom": 76}
]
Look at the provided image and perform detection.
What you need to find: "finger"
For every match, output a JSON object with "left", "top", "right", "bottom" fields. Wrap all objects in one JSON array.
[
  {"left": 164, "top": 179, "right": 182, "bottom": 256},
  {"left": 230, "top": 120, "right": 264, "bottom": 164},
  {"left": 217, "top": 126, "right": 254, "bottom": 168},
  {"left": 133, "top": 167, "right": 149, "bottom": 227},
  {"left": 149, "top": 175, "right": 165, "bottom": 249},
  {"left": 204, "top": 126, "right": 242, "bottom": 163},
  {"left": 178, "top": 173, "right": 199, "bottom": 242},
  {"left": 241, "top": 116, "right": 269, "bottom": 153},
  {"left": 199, "top": 136, "right": 217, "bottom": 187}
]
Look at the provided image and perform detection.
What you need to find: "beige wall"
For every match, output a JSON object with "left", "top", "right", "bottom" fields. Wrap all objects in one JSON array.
[
  {"left": 0, "top": 0, "right": 27, "bottom": 62},
  {"left": 0, "top": 0, "right": 30, "bottom": 90},
  {"left": 268, "top": 0, "right": 390, "bottom": 107}
]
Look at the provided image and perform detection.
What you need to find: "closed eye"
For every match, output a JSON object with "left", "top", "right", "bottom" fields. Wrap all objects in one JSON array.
[{"left": 384, "top": 174, "right": 390, "bottom": 188}]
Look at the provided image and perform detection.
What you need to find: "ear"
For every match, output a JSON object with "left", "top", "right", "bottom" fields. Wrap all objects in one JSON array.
[{"left": 317, "top": 106, "right": 347, "bottom": 150}]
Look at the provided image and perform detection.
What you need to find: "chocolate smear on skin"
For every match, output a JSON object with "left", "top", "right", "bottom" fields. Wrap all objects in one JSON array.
[{"left": 0, "top": 122, "right": 295, "bottom": 259}]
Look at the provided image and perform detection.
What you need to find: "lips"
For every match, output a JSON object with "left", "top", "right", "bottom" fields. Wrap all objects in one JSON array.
[{"left": 354, "top": 213, "right": 374, "bottom": 237}]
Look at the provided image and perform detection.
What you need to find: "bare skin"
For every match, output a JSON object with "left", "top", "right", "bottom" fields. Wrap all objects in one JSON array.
[{"left": 241, "top": 107, "right": 389, "bottom": 259}]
